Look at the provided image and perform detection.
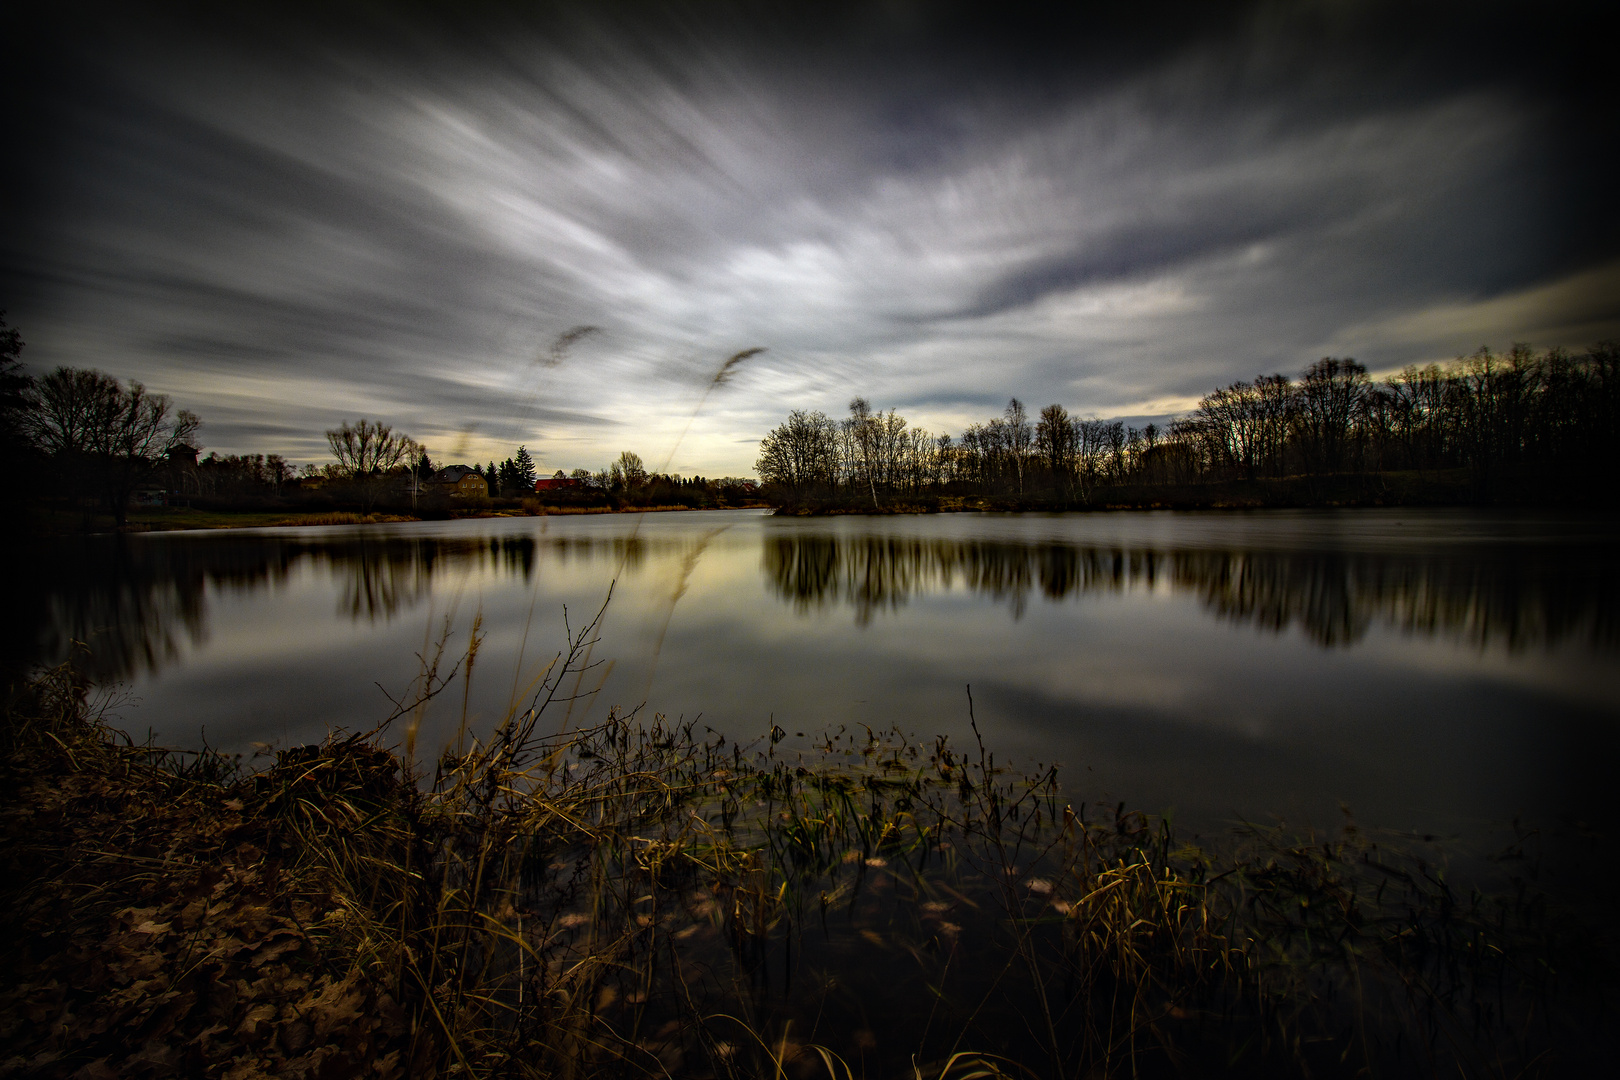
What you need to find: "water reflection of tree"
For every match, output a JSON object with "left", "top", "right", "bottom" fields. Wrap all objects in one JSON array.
[
  {"left": 36, "top": 540, "right": 212, "bottom": 684},
  {"left": 331, "top": 545, "right": 432, "bottom": 623},
  {"left": 326, "top": 537, "right": 551, "bottom": 622},
  {"left": 1176, "top": 552, "right": 1368, "bottom": 646},
  {"left": 28, "top": 533, "right": 566, "bottom": 683},
  {"left": 763, "top": 535, "right": 1618, "bottom": 649},
  {"left": 26, "top": 530, "right": 686, "bottom": 685}
]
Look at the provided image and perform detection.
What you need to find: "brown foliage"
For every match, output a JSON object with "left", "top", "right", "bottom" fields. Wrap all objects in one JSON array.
[{"left": 0, "top": 670, "right": 421, "bottom": 1079}]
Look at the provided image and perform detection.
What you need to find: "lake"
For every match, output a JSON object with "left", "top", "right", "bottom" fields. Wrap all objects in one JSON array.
[{"left": 21, "top": 507, "right": 1619, "bottom": 842}]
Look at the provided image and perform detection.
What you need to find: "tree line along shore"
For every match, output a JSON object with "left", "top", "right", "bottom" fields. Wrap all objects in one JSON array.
[
  {"left": 4, "top": 309, "right": 1616, "bottom": 537},
  {"left": 0, "top": 314, "right": 764, "bottom": 535},
  {"left": 756, "top": 344, "right": 1620, "bottom": 511}
]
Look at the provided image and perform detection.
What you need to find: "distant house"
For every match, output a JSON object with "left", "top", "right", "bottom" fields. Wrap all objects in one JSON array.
[
  {"left": 429, "top": 465, "right": 488, "bottom": 499},
  {"left": 533, "top": 476, "right": 577, "bottom": 493}
]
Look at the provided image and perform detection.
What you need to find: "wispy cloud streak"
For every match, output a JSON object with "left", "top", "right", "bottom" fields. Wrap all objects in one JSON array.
[{"left": 2, "top": 2, "right": 1615, "bottom": 472}]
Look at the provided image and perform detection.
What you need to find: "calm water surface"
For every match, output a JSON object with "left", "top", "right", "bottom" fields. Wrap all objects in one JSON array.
[{"left": 27, "top": 508, "right": 1620, "bottom": 839}]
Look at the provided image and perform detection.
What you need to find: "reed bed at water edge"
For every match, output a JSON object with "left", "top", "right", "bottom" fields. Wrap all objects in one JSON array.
[{"left": 1, "top": 609, "right": 1607, "bottom": 1079}]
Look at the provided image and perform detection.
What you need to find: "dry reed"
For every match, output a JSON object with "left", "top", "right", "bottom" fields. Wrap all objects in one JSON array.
[{"left": 0, "top": 623, "right": 1600, "bottom": 1079}]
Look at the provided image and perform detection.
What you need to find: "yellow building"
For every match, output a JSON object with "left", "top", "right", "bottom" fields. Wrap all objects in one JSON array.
[{"left": 428, "top": 465, "right": 488, "bottom": 498}]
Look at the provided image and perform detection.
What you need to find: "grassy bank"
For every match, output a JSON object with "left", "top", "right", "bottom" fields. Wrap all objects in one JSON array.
[{"left": 2, "top": 632, "right": 1609, "bottom": 1078}]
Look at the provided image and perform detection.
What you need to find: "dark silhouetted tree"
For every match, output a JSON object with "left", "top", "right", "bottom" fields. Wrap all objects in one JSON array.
[
  {"left": 1296, "top": 357, "right": 1368, "bottom": 474},
  {"left": 1004, "top": 398, "right": 1032, "bottom": 495},
  {"left": 756, "top": 409, "right": 839, "bottom": 498},
  {"left": 514, "top": 445, "right": 537, "bottom": 490},
  {"left": 30, "top": 367, "right": 201, "bottom": 526},
  {"left": 0, "top": 313, "right": 34, "bottom": 465},
  {"left": 845, "top": 397, "right": 880, "bottom": 507},
  {"left": 610, "top": 450, "right": 646, "bottom": 492},
  {"left": 325, "top": 418, "right": 420, "bottom": 511}
]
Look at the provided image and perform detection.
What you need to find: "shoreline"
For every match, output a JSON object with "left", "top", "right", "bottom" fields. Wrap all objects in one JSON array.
[
  {"left": 19, "top": 495, "right": 1613, "bottom": 538},
  {"left": 769, "top": 468, "right": 1616, "bottom": 516},
  {"left": 19, "top": 465, "right": 1613, "bottom": 536},
  {"left": 3, "top": 660, "right": 1606, "bottom": 1078},
  {"left": 26, "top": 502, "right": 776, "bottom": 536}
]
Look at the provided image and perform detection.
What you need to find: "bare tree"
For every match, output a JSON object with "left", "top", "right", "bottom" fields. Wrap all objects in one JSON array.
[
  {"left": 1101, "top": 420, "right": 1128, "bottom": 481},
  {"left": 934, "top": 432, "right": 956, "bottom": 487},
  {"left": 1035, "top": 404, "right": 1076, "bottom": 494},
  {"left": 1004, "top": 398, "right": 1032, "bottom": 495},
  {"left": 1253, "top": 374, "right": 1295, "bottom": 477},
  {"left": 325, "top": 419, "right": 420, "bottom": 511},
  {"left": 610, "top": 450, "right": 647, "bottom": 492},
  {"left": 845, "top": 397, "right": 880, "bottom": 508},
  {"left": 326, "top": 419, "right": 419, "bottom": 477},
  {"left": 1296, "top": 358, "right": 1368, "bottom": 474},
  {"left": 1072, "top": 418, "right": 1111, "bottom": 496},
  {"left": 756, "top": 409, "right": 839, "bottom": 497},
  {"left": 1382, "top": 364, "right": 1448, "bottom": 472},
  {"left": 30, "top": 367, "right": 201, "bottom": 527}
]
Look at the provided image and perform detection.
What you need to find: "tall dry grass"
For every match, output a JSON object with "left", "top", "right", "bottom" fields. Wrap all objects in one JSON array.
[{"left": 1, "top": 620, "right": 1600, "bottom": 1079}]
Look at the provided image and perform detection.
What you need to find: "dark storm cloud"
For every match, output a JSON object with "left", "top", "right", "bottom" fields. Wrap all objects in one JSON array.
[{"left": 2, "top": 1, "right": 1616, "bottom": 472}]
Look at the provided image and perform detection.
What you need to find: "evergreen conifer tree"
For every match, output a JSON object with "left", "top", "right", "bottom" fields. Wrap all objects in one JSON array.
[{"left": 514, "top": 445, "right": 537, "bottom": 490}]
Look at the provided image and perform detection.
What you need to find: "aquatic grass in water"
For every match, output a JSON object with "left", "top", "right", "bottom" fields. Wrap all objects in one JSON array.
[{"left": 0, "top": 619, "right": 1604, "bottom": 1079}]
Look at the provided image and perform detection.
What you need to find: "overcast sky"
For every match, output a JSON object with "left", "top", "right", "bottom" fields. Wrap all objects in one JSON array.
[{"left": 4, "top": 1, "right": 1617, "bottom": 476}]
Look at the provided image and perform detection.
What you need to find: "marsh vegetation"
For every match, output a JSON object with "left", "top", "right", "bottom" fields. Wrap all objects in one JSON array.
[{"left": 3, "top": 605, "right": 1608, "bottom": 1078}]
